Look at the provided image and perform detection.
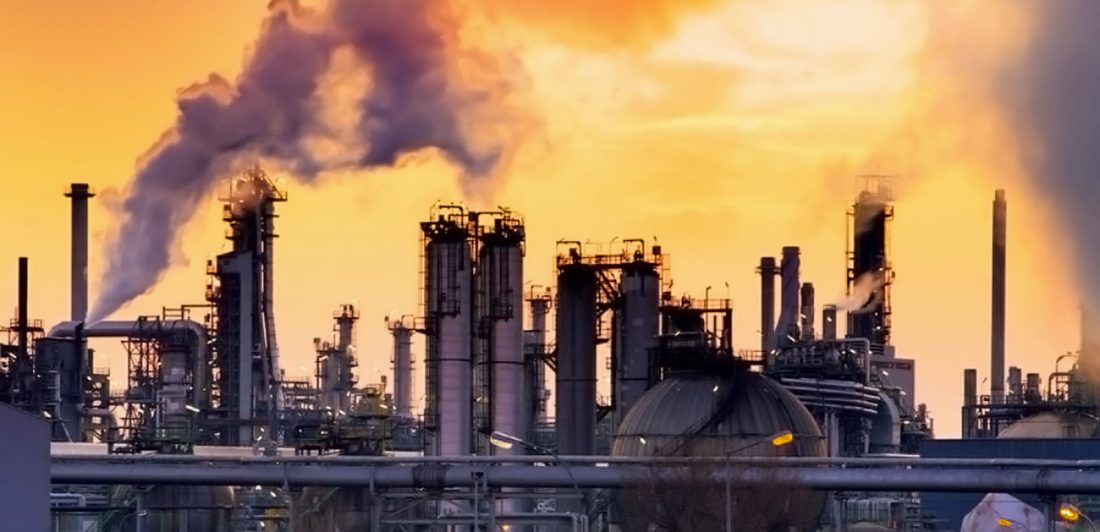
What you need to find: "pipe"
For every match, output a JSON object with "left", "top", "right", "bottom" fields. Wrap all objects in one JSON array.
[
  {"left": 775, "top": 247, "right": 800, "bottom": 346},
  {"left": 261, "top": 199, "right": 284, "bottom": 412},
  {"left": 18, "top": 257, "right": 28, "bottom": 371},
  {"left": 48, "top": 459, "right": 1100, "bottom": 494},
  {"left": 65, "top": 184, "right": 94, "bottom": 322},
  {"left": 49, "top": 320, "right": 209, "bottom": 409},
  {"left": 992, "top": 189, "right": 1006, "bottom": 404},
  {"left": 758, "top": 257, "right": 777, "bottom": 354}
]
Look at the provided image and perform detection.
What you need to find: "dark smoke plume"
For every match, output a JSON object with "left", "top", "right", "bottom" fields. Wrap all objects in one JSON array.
[
  {"left": 1001, "top": 2, "right": 1100, "bottom": 366},
  {"left": 90, "top": 0, "right": 525, "bottom": 322}
]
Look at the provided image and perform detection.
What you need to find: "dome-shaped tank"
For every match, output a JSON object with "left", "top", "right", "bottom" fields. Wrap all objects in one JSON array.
[
  {"left": 612, "top": 368, "right": 827, "bottom": 531},
  {"left": 998, "top": 411, "right": 1100, "bottom": 439},
  {"left": 107, "top": 486, "right": 234, "bottom": 532}
]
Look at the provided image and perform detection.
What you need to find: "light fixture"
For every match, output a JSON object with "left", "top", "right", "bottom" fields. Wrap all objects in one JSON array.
[
  {"left": 997, "top": 517, "right": 1013, "bottom": 527},
  {"left": 770, "top": 431, "right": 795, "bottom": 447},
  {"left": 185, "top": 404, "right": 201, "bottom": 413},
  {"left": 639, "top": 437, "right": 647, "bottom": 445},
  {"left": 1059, "top": 503, "right": 1082, "bottom": 523},
  {"left": 489, "top": 433, "right": 514, "bottom": 450}
]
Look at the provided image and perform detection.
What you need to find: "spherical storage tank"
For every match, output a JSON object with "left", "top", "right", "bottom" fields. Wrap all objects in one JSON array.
[
  {"left": 612, "top": 367, "right": 827, "bottom": 531},
  {"left": 998, "top": 411, "right": 1100, "bottom": 439}
]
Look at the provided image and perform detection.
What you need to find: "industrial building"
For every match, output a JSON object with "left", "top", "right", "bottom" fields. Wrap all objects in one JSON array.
[{"left": 2, "top": 169, "right": 1096, "bottom": 530}]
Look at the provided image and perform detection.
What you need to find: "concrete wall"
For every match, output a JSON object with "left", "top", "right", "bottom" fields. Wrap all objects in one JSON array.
[{"left": 0, "top": 403, "right": 49, "bottom": 531}]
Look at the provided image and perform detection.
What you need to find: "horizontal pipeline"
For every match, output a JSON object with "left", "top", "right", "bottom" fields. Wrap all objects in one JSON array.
[
  {"left": 49, "top": 461, "right": 1100, "bottom": 494},
  {"left": 50, "top": 453, "right": 1100, "bottom": 469}
]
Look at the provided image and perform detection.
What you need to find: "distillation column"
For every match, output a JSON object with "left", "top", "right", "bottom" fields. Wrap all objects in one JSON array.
[
  {"left": 775, "top": 247, "right": 801, "bottom": 346},
  {"left": 991, "top": 190, "right": 1007, "bottom": 405},
  {"left": 422, "top": 212, "right": 473, "bottom": 457},
  {"left": 759, "top": 257, "right": 778, "bottom": 354},
  {"left": 556, "top": 264, "right": 598, "bottom": 456},
  {"left": 480, "top": 215, "right": 526, "bottom": 453},
  {"left": 616, "top": 260, "right": 659, "bottom": 422},
  {"left": 389, "top": 319, "right": 415, "bottom": 421},
  {"left": 525, "top": 289, "right": 552, "bottom": 431}
]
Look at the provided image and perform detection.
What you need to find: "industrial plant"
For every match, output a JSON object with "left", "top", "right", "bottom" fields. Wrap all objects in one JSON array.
[{"left": 4, "top": 169, "right": 1100, "bottom": 531}]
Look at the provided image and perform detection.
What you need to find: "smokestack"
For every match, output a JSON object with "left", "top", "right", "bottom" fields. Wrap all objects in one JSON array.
[
  {"left": 17, "top": 257, "right": 28, "bottom": 367},
  {"left": 65, "top": 184, "right": 94, "bottom": 322},
  {"left": 991, "top": 189, "right": 1006, "bottom": 405},
  {"left": 758, "top": 257, "right": 778, "bottom": 353},
  {"left": 775, "top": 246, "right": 801, "bottom": 346},
  {"left": 800, "top": 282, "right": 815, "bottom": 340},
  {"left": 822, "top": 304, "right": 837, "bottom": 341}
]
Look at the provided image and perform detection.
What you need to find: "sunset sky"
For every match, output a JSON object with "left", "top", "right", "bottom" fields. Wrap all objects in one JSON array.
[{"left": 0, "top": 1, "right": 1085, "bottom": 437}]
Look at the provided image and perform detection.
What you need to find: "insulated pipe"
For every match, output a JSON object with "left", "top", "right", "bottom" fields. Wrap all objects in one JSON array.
[
  {"left": 991, "top": 189, "right": 1006, "bottom": 405},
  {"left": 758, "top": 257, "right": 778, "bottom": 354},
  {"left": 65, "top": 184, "right": 94, "bottom": 322},
  {"left": 49, "top": 460, "right": 1100, "bottom": 494},
  {"left": 49, "top": 320, "right": 209, "bottom": 409}
]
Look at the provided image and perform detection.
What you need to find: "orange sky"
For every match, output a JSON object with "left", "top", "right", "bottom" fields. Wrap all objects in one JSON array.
[{"left": 0, "top": 0, "right": 1079, "bottom": 437}]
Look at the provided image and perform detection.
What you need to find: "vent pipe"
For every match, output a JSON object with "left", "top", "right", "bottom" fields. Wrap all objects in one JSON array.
[
  {"left": 962, "top": 368, "right": 977, "bottom": 438},
  {"left": 991, "top": 190, "right": 1006, "bottom": 405},
  {"left": 758, "top": 257, "right": 777, "bottom": 354},
  {"left": 17, "top": 257, "right": 28, "bottom": 369}
]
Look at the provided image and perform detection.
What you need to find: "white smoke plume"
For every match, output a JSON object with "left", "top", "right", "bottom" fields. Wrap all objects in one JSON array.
[
  {"left": 832, "top": 272, "right": 885, "bottom": 314},
  {"left": 89, "top": 0, "right": 527, "bottom": 322}
]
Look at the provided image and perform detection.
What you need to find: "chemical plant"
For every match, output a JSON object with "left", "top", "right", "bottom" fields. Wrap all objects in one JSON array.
[{"left": 5, "top": 169, "right": 1100, "bottom": 531}]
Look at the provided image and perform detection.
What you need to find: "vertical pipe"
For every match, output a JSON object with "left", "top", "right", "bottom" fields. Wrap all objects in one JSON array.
[
  {"left": 758, "top": 257, "right": 777, "bottom": 353},
  {"left": 822, "top": 305, "right": 838, "bottom": 341},
  {"left": 775, "top": 247, "right": 801, "bottom": 346},
  {"left": 17, "top": 257, "right": 28, "bottom": 367},
  {"left": 556, "top": 265, "right": 598, "bottom": 456},
  {"left": 962, "top": 368, "right": 977, "bottom": 438},
  {"left": 991, "top": 189, "right": 1007, "bottom": 405},
  {"left": 65, "top": 184, "right": 93, "bottom": 322},
  {"left": 800, "top": 282, "right": 816, "bottom": 340}
]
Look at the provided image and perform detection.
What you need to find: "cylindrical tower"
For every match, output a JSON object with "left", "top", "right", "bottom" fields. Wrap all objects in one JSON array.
[
  {"left": 389, "top": 319, "right": 415, "bottom": 421},
  {"left": 822, "top": 304, "right": 838, "bottom": 341},
  {"left": 759, "top": 257, "right": 778, "bottom": 353},
  {"left": 775, "top": 247, "right": 801, "bottom": 345},
  {"left": 421, "top": 209, "right": 473, "bottom": 457},
  {"left": 800, "top": 282, "right": 816, "bottom": 340},
  {"left": 555, "top": 262, "right": 598, "bottom": 456},
  {"left": 479, "top": 214, "right": 526, "bottom": 454},
  {"left": 65, "top": 183, "right": 94, "bottom": 322},
  {"left": 616, "top": 259, "right": 660, "bottom": 421},
  {"left": 848, "top": 182, "right": 893, "bottom": 346},
  {"left": 525, "top": 288, "right": 552, "bottom": 430},
  {"left": 962, "top": 368, "right": 977, "bottom": 438},
  {"left": 991, "top": 189, "right": 1007, "bottom": 404}
]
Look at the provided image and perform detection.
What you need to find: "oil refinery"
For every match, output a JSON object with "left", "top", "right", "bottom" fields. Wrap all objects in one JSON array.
[{"left": 0, "top": 169, "right": 1098, "bottom": 532}]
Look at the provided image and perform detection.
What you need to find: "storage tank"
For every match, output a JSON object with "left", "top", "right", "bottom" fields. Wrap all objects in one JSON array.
[
  {"left": 109, "top": 486, "right": 234, "bottom": 532},
  {"left": 997, "top": 411, "right": 1100, "bottom": 439},
  {"left": 612, "top": 367, "right": 827, "bottom": 531}
]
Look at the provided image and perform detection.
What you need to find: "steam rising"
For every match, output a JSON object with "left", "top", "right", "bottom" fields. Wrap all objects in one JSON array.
[
  {"left": 89, "top": 0, "right": 525, "bottom": 322},
  {"left": 1003, "top": 1, "right": 1100, "bottom": 367},
  {"left": 833, "top": 272, "right": 884, "bottom": 314}
]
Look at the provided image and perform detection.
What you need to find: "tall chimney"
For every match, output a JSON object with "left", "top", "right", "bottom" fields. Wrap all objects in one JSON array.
[
  {"left": 822, "top": 304, "right": 837, "bottom": 341},
  {"left": 991, "top": 189, "right": 1006, "bottom": 405},
  {"left": 65, "top": 184, "right": 94, "bottom": 322},
  {"left": 17, "top": 257, "right": 28, "bottom": 367},
  {"left": 800, "top": 282, "right": 815, "bottom": 340},
  {"left": 775, "top": 246, "right": 801, "bottom": 346},
  {"left": 758, "top": 257, "right": 778, "bottom": 354}
]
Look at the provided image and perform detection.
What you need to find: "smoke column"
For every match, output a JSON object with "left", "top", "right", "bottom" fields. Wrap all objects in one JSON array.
[
  {"left": 89, "top": 0, "right": 524, "bottom": 322},
  {"left": 1001, "top": 1, "right": 1100, "bottom": 373}
]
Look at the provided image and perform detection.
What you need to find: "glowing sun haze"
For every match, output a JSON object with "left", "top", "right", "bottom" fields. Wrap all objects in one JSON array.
[{"left": 0, "top": 0, "right": 1085, "bottom": 436}]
